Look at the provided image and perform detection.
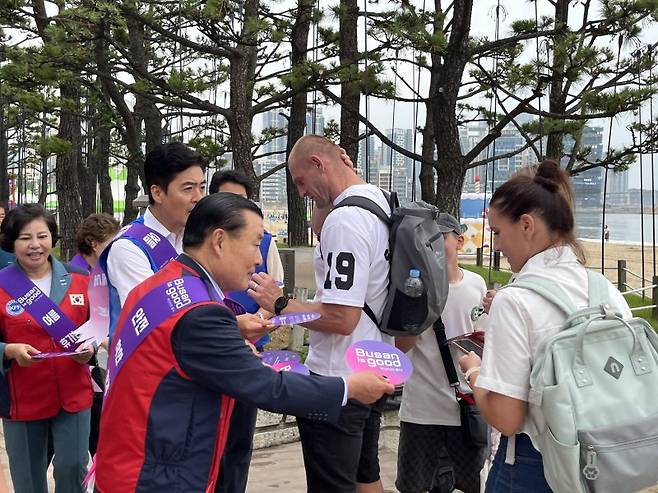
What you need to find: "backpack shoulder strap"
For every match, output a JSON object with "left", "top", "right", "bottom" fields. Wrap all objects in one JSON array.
[
  {"left": 506, "top": 275, "right": 578, "bottom": 316},
  {"left": 585, "top": 269, "right": 610, "bottom": 309},
  {"left": 332, "top": 196, "right": 391, "bottom": 225}
]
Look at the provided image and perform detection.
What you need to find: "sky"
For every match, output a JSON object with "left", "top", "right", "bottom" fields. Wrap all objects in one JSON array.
[
  {"left": 312, "top": 0, "right": 658, "bottom": 189},
  {"left": 29, "top": 0, "right": 658, "bottom": 189}
]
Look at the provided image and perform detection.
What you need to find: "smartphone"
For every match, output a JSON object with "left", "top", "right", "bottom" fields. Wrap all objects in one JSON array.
[{"left": 451, "top": 339, "right": 483, "bottom": 358}]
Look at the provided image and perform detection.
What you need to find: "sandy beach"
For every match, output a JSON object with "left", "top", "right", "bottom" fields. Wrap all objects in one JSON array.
[{"left": 468, "top": 240, "right": 658, "bottom": 292}]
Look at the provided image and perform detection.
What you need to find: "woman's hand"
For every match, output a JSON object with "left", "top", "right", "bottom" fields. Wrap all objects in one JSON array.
[
  {"left": 459, "top": 351, "right": 482, "bottom": 373},
  {"left": 4, "top": 343, "right": 40, "bottom": 367},
  {"left": 72, "top": 344, "right": 95, "bottom": 365}
]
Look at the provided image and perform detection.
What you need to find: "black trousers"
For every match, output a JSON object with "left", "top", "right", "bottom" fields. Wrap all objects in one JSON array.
[
  {"left": 297, "top": 398, "right": 383, "bottom": 493},
  {"left": 215, "top": 400, "right": 259, "bottom": 493}
]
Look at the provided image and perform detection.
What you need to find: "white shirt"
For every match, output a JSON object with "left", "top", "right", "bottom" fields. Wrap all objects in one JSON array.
[
  {"left": 266, "top": 240, "right": 284, "bottom": 283},
  {"left": 477, "top": 246, "right": 632, "bottom": 439},
  {"left": 106, "top": 208, "right": 183, "bottom": 305},
  {"left": 400, "top": 268, "right": 488, "bottom": 426},
  {"left": 305, "top": 184, "right": 392, "bottom": 377},
  {"left": 33, "top": 272, "right": 53, "bottom": 299}
]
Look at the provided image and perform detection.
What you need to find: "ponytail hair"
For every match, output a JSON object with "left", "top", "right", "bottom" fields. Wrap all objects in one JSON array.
[{"left": 490, "top": 159, "right": 585, "bottom": 264}]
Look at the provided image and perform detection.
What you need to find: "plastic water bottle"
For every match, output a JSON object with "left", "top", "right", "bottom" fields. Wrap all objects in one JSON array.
[
  {"left": 403, "top": 269, "right": 424, "bottom": 332},
  {"left": 404, "top": 269, "right": 424, "bottom": 298}
]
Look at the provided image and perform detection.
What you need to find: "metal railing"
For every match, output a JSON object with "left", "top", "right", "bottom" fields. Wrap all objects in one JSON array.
[{"left": 472, "top": 253, "right": 658, "bottom": 317}]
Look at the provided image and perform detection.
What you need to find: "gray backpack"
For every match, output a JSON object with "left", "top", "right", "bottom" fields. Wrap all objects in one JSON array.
[{"left": 333, "top": 191, "right": 448, "bottom": 336}]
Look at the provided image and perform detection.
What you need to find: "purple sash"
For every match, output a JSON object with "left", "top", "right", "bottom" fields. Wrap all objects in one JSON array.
[
  {"left": 121, "top": 223, "right": 177, "bottom": 270},
  {"left": 0, "top": 266, "right": 80, "bottom": 350},
  {"left": 106, "top": 275, "right": 248, "bottom": 394},
  {"left": 106, "top": 276, "right": 212, "bottom": 393},
  {"left": 69, "top": 254, "right": 91, "bottom": 272},
  {"left": 73, "top": 262, "right": 110, "bottom": 346}
]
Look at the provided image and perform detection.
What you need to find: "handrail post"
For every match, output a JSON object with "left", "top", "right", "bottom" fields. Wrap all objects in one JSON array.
[
  {"left": 618, "top": 259, "right": 627, "bottom": 293},
  {"left": 493, "top": 251, "right": 501, "bottom": 271},
  {"left": 651, "top": 276, "right": 658, "bottom": 318}
]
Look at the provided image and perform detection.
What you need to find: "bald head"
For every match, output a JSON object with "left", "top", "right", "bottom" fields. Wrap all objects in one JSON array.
[
  {"left": 287, "top": 135, "right": 363, "bottom": 207},
  {"left": 288, "top": 135, "right": 342, "bottom": 169}
]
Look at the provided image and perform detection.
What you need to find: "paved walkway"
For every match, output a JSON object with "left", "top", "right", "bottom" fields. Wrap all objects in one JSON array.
[
  {"left": 0, "top": 435, "right": 657, "bottom": 493},
  {"left": 247, "top": 442, "right": 399, "bottom": 493}
]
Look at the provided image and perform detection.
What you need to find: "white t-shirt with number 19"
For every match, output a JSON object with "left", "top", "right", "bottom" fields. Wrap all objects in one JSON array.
[{"left": 305, "top": 184, "right": 392, "bottom": 377}]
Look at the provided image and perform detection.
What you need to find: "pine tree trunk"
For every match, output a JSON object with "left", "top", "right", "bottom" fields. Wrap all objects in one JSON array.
[
  {"left": 79, "top": 101, "right": 96, "bottom": 218},
  {"left": 286, "top": 0, "right": 313, "bottom": 247},
  {"left": 123, "top": 161, "right": 141, "bottom": 225},
  {"left": 227, "top": 0, "right": 259, "bottom": 198},
  {"left": 38, "top": 119, "right": 48, "bottom": 205},
  {"left": 91, "top": 96, "right": 113, "bottom": 214},
  {"left": 127, "top": 15, "right": 162, "bottom": 158},
  {"left": 546, "top": 0, "right": 569, "bottom": 160},
  {"left": 56, "top": 81, "right": 84, "bottom": 260},
  {"left": 94, "top": 18, "right": 143, "bottom": 223},
  {"left": 338, "top": 0, "right": 360, "bottom": 164},
  {"left": 431, "top": 0, "right": 472, "bottom": 216},
  {"left": 419, "top": 113, "right": 436, "bottom": 204},
  {"left": 0, "top": 102, "right": 9, "bottom": 203}
]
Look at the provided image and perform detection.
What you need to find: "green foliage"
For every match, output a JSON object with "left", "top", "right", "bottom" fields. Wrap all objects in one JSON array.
[
  {"left": 203, "top": 0, "right": 229, "bottom": 20},
  {"left": 280, "top": 60, "right": 321, "bottom": 91},
  {"left": 167, "top": 69, "right": 211, "bottom": 93},
  {"left": 323, "top": 119, "right": 340, "bottom": 142},
  {"left": 521, "top": 118, "right": 585, "bottom": 138},
  {"left": 188, "top": 135, "right": 227, "bottom": 163},
  {"left": 511, "top": 19, "right": 537, "bottom": 35},
  {"left": 581, "top": 88, "right": 649, "bottom": 113},
  {"left": 37, "top": 136, "right": 72, "bottom": 157}
]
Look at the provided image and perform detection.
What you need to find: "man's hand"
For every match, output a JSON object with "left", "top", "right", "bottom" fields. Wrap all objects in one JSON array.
[
  {"left": 245, "top": 339, "right": 260, "bottom": 357},
  {"left": 4, "top": 343, "right": 40, "bottom": 367},
  {"left": 346, "top": 372, "right": 394, "bottom": 404},
  {"left": 339, "top": 147, "right": 356, "bottom": 173},
  {"left": 248, "top": 272, "right": 283, "bottom": 314},
  {"left": 72, "top": 344, "right": 95, "bottom": 365},
  {"left": 237, "top": 313, "right": 274, "bottom": 341}
]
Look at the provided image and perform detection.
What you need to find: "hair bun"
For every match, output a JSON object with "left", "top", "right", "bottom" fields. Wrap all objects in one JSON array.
[{"left": 533, "top": 159, "right": 562, "bottom": 193}]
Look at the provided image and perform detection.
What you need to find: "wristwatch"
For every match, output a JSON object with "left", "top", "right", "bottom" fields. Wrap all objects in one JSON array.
[{"left": 274, "top": 296, "right": 289, "bottom": 316}]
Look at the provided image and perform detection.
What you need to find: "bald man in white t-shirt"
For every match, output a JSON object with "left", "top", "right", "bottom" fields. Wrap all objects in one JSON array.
[{"left": 250, "top": 135, "right": 392, "bottom": 493}]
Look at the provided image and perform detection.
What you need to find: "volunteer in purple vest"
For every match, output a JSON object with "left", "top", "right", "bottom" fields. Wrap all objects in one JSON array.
[
  {"left": 209, "top": 169, "right": 284, "bottom": 493},
  {"left": 0, "top": 204, "right": 94, "bottom": 493},
  {"left": 209, "top": 169, "right": 284, "bottom": 345},
  {"left": 71, "top": 213, "right": 120, "bottom": 273},
  {"left": 71, "top": 213, "right": 120, "bottom": 456},
  {"left": 102, "top": 142, "right": 208, "bottom": 339},
  {"left": 94, "top": 192, "right": 394, "bottom": 492}
]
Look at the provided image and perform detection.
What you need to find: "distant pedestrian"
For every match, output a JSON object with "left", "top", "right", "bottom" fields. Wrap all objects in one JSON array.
[{"left": 604, "top": 224, "right": 610, "bottom": 242}]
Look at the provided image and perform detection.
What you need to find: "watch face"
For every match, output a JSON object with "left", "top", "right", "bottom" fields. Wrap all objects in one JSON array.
[{"left": 275, "top": 296, "right": 288, "bottom": 314}]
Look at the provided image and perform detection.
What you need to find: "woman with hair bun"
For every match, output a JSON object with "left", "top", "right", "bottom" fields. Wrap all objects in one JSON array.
[{"left": 458, "top": 160, "right": 631, "bottom": 492}]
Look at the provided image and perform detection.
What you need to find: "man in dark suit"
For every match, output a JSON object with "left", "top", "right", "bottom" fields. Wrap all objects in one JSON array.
[{"left": 94, "top": 193, "right": 394, "bottom": 492}]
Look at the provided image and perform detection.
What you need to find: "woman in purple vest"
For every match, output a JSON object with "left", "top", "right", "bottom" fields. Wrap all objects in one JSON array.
[
  {"left": 70, "top": 213, "right": 120, "bottom": 457},
  {"left": 70, "top": 213, "right": 120, "bottom": 273}
]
